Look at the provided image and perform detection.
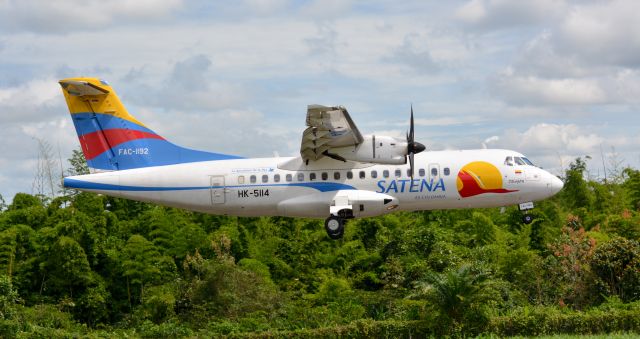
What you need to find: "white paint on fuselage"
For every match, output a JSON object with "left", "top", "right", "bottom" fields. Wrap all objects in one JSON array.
[{"left": 64, "top": 149, "right": 563, "bottom": 218}]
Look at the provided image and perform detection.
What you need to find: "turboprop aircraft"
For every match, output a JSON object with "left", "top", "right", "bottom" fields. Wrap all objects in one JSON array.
[{"left": 59, "top": 78, "right": 564, "bottom": 239}]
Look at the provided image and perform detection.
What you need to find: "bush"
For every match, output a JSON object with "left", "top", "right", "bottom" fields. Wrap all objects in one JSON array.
[
  {"left": 138, "top": 320, "right": 192, "bottom": 338},
  {"left": 487, "top": 306, "right": 640, "bottom": 336},
  {"left": 225, "top": 319, "right": 433, "bottom": 339}
]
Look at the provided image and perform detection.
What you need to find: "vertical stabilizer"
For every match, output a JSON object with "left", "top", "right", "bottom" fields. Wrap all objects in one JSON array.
[{"left": 59, "top": 78, "right": 241, "bottom": 172}]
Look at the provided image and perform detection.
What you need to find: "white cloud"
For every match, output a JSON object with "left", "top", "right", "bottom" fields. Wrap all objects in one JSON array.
[
  {"left": 555, "top": 0, "right": 640, "bottom": 68},
  {"left": 298, "top": 0, "right": 355, "bottom": 17},
  {"left": 494, "top": 71, "right": 607, "bottom": 106},
  {"left": 456, "top": 0, "right": 566, "bottom": 30},
  {"left": 0, "top": 0, "right": 184, "bottom": 33},
  {"left": 386, "top": 33, "right": 440, "bottom": 74},
  {"left": 491, "top": 0, "right": 640, "bottom": 107},
  {"left": 243, "top": 0, "right": 290, "bottom": 15},
  {"left": 414, "top": 116, "right": 485, "bottom": 127},
  {"left": 0, "top": 78, "right": 63, "bottom": 123}
]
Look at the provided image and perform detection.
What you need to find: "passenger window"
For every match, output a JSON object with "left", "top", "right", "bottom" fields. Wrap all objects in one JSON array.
[
  {"left": 359, "top": 171, "right": 366, "bottom": 179},
  {"left": 371, "top": 170, "right": 377, "bottom": 178},
  {"left": 347, "top": 171, "right": 353, "bottom": 179},
  {"left": 407, "top": 169, "right": 412, "bottom": 177},
  {"left": 297, "top": 173, "right": 304, "bottom": 181},
  {"left": 505, "top": 156, "right": 514, "bottom": 166},
  {"left": 383, "top": 170, "right": 389, "bottom": 178},
  {"left": 250, "top": 175, "right": 257, "bottom": 183},
  {"left": 321, "top": 172, "right": 328, "bottom": 180},
  {"left": 444, "top": 167, "right": 450, "bottom": 176},
  {"left": 515, "top": 157, "right": 526, "bottom": 166},
  {"left": 310, "top": 173, "right": 316, "bottom": 181},
  {"left": 274, "top": 174, "right": 280, "bottom": 183},
  {"left": 334, "top": 172, "right": 340, "bottom": 180},
  {"left": 262, "top": 174, "right": 268, "bottom": 183},
  {"left": 418, "top": 169, "right": 425, "bottom": 177},
  {"left": 238, "top": 175, "right": 245, "bottom": 184},
  {"left": 395, "top": 169, "right": 402, "bottom": 177},
  {"left": 431, "top": 168, "right": 438, "bottom": 177},
  {"left": 286, "top": 174, "right": 292, "bottom": 182}
]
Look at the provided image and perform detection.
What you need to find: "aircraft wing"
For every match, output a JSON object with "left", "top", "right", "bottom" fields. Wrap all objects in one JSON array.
[{"left": 300, "top": 105, "right": 364, "bottom": 161}]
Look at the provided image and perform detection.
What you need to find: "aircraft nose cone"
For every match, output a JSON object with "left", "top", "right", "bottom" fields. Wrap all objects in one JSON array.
[
  {"left": 549, "top": 175, "right": 564, "bottom": 195},
  {"left": 411, "top": 142, "right": 426, "bottom": 154}
]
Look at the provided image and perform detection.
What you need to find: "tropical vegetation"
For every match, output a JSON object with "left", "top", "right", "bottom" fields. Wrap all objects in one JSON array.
[{"left": 1, "top": 151, "right": 640, "bottom": 337}]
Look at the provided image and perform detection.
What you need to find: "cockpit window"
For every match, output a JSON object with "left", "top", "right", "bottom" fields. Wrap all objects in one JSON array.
[
  {"left": 504, "top": 156, "right": 514, "bottom": 166},
  {"left": 514, "top": 157, "right": 526, "bottom": 166},
  {"left": 522, "top": 157, "right": 534, "bottom": 166}
]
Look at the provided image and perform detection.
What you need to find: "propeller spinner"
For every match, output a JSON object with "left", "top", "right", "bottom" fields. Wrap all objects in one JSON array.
[{"left": 406, "top": 105, "right": 426, "bottom": 178}]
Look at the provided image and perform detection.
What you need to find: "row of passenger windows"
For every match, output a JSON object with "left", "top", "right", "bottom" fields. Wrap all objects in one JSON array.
[{"left": 238, "top": 167, "right": 451, "bottom": 184}]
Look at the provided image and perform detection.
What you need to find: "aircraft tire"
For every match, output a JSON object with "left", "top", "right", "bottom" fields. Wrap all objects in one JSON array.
[
  {"left": 325, "top": 216, "right": 345, "bottom": 240},
  {"left": 522, "top": 214, "right": 534, "bottom": 224}
]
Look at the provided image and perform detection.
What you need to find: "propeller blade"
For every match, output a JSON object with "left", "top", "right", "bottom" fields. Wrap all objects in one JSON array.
[
  {"left": 410, "top": 104, "right": 415, "bottom": 143},
  {"left": 409, "top": 152, "right": 415, "bottom": 179}
]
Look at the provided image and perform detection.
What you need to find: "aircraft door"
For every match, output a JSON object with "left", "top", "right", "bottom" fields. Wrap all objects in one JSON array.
[{"left": 210, "top": 176, "right": 226, "bottom": 204}]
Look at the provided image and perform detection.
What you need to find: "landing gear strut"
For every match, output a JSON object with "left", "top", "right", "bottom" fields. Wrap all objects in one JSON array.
[
  {"left": 325, "top": 215, "right": 345, "bottom": 240},
  {"left": 519, "top": 202, "right": 535, "bottom": 225}
]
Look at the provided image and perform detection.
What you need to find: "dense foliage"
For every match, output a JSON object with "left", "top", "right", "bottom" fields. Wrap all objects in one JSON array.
[{"left": 1, "top": 156, "right": 640, "bottom": 337}]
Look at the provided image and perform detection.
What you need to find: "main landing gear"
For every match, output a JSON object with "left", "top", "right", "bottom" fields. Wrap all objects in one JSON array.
[
  {"left": 325, "top": 208, "right": 353, "bottom": 240},
  {"left": 325, "top": 215, "right": 345, "bottom": 240}
]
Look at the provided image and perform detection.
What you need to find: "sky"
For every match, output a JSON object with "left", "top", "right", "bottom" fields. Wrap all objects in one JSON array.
[{"left": 1, "top": 0, "right": 639, "bottom": 200}]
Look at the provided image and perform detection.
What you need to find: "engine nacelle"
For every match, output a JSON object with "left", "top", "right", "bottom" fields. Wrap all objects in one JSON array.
[{"left": 331, "top": 135, "right": 407, "bottom": 165}]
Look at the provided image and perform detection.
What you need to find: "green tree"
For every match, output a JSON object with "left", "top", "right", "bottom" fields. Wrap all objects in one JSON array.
[
  {"left": 0, "top": 274, "right": 19, "bottom": 320},
  {"left": 591, "top": 237, "right": 640, "bottom": 302},
  {"left": 454, "top": 212, "right": 496, "bottom": 247},
  {"left": 606, "top": 211, "right": 640, "bottom": 239},
  {"left": 75, "top": 280, "right": 111, "bottom": 326},
  {"left": 67, "top": 149, "right": 89, "bottom": 176},
  {"left": 562, "top": 158, "right": 593, "bottom": 209},
  {"left": 45, "top": 236, "right": 92, "bottom": 298},
  {"left": 0, "top": 194, "right": 6, "bottom": 211},
  {"left": 414, "top": 265, "right": 492, "bottom": 324},
  {"left": 546, "top": 226, "right": 598, "bottom": 307},
  {"left": 623, "top": 168, "right": 640, "bottom": 210},
  {"left": 122, "top": 235, "right": 175, "bottom": 307}
]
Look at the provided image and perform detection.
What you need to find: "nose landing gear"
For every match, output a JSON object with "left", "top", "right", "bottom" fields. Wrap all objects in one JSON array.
[{"left": 519, "top": 201, "right": 535, "bottom": 224}]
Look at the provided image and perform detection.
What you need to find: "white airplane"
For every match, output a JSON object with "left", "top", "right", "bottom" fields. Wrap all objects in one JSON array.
[{"left": 59, "top": 78, "right": 563, "bottom": 239}]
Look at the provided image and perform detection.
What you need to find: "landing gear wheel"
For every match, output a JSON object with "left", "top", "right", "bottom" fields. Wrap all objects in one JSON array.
[
  {"left": 325, "top": 216, "right": 345, "bottom": 240},
  {"left": 522, "top": 214, "right": 534, "bottom": 224}
]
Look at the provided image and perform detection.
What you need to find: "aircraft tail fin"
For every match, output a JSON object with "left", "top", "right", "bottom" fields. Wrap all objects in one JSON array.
[{"left": 59, "top": 78, "right": 241, "bottom": 172}]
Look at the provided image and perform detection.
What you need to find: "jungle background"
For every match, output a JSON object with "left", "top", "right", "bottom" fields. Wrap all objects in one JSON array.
[{"left": 1, "top": 149, "right": 640, "bottom": 338}]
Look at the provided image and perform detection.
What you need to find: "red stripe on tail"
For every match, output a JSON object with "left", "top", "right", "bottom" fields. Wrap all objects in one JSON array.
[{"left": 79, "top": 129, "right": 164, "bottom": 160}]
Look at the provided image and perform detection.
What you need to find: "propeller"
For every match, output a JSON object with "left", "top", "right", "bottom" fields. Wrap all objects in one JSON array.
[{"left": 406, "top": 105, "right": 426, "bottom": 178}]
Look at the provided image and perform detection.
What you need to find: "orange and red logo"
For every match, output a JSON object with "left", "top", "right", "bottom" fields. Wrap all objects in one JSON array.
[{"left": 457, "top": 161, "right": 517, "bottom": 198}]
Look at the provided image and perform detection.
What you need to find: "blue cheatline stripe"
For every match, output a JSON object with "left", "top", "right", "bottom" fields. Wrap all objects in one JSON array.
[{"left": 64, "top": 178, "right": 356, "bottom": 193}]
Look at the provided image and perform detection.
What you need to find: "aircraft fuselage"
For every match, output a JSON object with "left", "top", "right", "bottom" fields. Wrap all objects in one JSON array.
[{"left": 65, "top": 149, "right": 563, "bottom": 219}]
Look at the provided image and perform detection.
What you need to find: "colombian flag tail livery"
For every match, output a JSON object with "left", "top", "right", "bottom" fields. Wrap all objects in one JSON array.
[{"left": 59, "top": 78, "right": 241, "bottom": 172}]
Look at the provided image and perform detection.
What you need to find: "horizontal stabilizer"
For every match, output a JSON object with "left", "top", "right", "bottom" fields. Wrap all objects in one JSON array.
[{"left": 59, "top": 80, "right": 110, "bottom": 96}]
